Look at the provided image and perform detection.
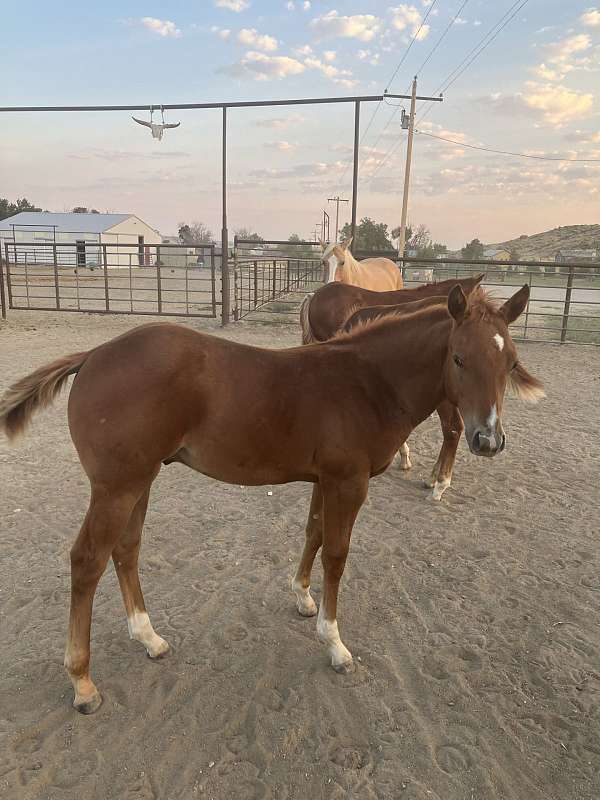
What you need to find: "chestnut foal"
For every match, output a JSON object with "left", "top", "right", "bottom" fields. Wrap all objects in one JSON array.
[
  {"left": 0, "top": 285, "right": 543, "bottom": 714},
  {"left": 301, "top": 274, "right": 485, "bottom": 498}
]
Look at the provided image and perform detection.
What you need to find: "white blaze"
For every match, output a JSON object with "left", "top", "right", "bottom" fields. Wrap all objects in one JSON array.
[
  {"left": 493, "top": 333, "right": 504, "bottom": 351},
  {"left": 486, "top": 404, "right": 497, "bottom": 430}
]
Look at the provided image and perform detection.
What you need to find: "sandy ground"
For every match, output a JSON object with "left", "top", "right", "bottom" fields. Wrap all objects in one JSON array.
[{"left": 0, "top": 309, "right": 599, "bottom": 800}]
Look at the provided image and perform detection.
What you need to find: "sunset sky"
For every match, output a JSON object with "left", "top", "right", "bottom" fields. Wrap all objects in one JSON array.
[{"left": 1, "top": 1, "right": 599, "bottom": 248}]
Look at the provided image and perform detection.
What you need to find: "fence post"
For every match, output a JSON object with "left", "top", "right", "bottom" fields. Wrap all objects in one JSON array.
[
  {"left": 52, "top": 244, "right": 61, "bottom": 310},
  {"left": 102, "top": 245, "right": 110, "bottom": 312},
  {"left": 523, "top": 273, "right": 532, "bottom": 340},
  {"left": 253, "top": 261, "right": 258, "bottom": 308},
  {"left": 560, "top": 264, "right": 575, "bottom": 343},
  {"left": 4, "top": 244, "right": 13, "bottom": 309},
  {"left": 210, "top": 245, "right": 217, "bottom": 318},
  {"left": 156, "top": 256, "right": 163, "bottom": 314},
  {"left": 286, "top": 259, "right": 290, "bottom": 293},
  {"left": 272, "top": 259, "right": 277, "bottom": 299},
  {"left": 0, "top": 251, "right": 6, "bottom": 319}
]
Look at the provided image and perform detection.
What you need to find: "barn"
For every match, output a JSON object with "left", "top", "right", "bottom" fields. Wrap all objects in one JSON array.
[{"left": 0, "top": 211, "right": 162, "bottom": 268}]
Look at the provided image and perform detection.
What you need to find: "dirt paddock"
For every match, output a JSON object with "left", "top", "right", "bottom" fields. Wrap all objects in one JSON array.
[{"left": 1, "top": 310, "right": 599, "bottom": 800}]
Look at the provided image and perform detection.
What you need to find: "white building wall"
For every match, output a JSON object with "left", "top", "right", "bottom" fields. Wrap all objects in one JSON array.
[
  {"left": 103, "top": 216, "right": 162, "bottom": 267},
  {"left": 0, "top": 215, "right": 162, "bottom": 269}
]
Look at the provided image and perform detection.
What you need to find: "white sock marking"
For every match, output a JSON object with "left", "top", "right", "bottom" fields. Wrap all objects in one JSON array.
[
  {"left": 317, "top": 604, "right": 352, "bottom": 667},
  {"left": 292, "top": 578, "right": 317, "bottom": 616},
  {"left": 127, "top": 610, "right": 168, "bottom": 657}
]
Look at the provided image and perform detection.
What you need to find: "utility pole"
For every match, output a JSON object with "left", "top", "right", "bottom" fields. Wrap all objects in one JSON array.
[
  {"left": 327, "top": 196, "right": 349, "bottom": 242},
  {"left": 398, "top": 76, "right": 417, "bottom": 260},
  {"left": 322, "top": 210, "right": 330, "bottom": 243}
]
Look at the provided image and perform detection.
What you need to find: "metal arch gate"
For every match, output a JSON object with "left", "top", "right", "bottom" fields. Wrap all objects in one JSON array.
[{"left": 1, "top": 240, "right": 219, "bottom": 319}]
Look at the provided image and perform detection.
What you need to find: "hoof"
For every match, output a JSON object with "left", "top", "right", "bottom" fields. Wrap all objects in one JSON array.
[
  {"left": 399, "top": 461, "right": 412, "bottom": 472},
  {"left": 147, "top": 639, "right": 170, "bottom": 659},
  {"left": 332, "top": 659, "right": 355, "bottom": 675},
  {"left": 297, "top": 600, "right": 318, "bottom": 618},
  {"left": 74, "top": 691, "right": 103, "bottom": 715},
  {"left": 431, "top": 481, "right": 450, "bottom": 501}
]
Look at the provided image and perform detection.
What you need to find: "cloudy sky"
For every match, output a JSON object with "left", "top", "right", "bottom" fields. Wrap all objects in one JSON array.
[{"left": 1, "top": 1, "right": 599, "bottom": 247}]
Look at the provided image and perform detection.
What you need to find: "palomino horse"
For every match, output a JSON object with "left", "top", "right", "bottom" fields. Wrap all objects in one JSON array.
[
  {"left": 321, "top": 237, "right": 403, "bottom": 290},
  {"left": 301, "top": 273, "right": 485, "bottom": 498},
  {"left": 0, "top": 285, "right": 543, "bottom": 715}
]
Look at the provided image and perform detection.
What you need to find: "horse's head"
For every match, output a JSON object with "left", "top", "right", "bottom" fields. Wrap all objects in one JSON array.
[
  {"left": 322, "top": 237, "right": 352, "bottom": 283},
  {"left": 444, "top": 284, "right": 544, "bottom": 457}
]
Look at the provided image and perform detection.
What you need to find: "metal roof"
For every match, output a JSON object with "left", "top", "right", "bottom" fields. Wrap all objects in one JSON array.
[{"left": 0, "top": 212, "right": 132, "bottom": 234}]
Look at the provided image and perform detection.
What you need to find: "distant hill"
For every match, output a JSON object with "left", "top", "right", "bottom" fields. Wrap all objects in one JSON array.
[{"left": 489, "top": 224, "right": 600, "bottom": 260}]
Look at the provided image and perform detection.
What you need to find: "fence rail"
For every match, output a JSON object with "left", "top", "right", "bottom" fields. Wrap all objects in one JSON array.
[
  {"left": 1, "top": 242, "right": 599, "bottom": 344},
  {"left": 398, "top": 256, "right": 600, "bottom": 345},
  {"left": 234, "top": 257, "right": 322, "bottom": 320},
  {"left": 1, "top": 241, "right": 219, "bottom": 319}
]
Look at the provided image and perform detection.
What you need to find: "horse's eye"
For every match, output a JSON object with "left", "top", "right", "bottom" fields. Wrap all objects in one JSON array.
[{"left": 453, "top": 354, "right": 464, "bottom": 368}]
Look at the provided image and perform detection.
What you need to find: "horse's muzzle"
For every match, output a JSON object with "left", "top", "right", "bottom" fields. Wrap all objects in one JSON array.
[{"left": 469, "top": 430, "right": 506, "bottom": 457}]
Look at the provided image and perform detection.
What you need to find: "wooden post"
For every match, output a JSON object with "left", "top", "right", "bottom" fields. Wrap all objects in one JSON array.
[{"left": 398, "top": 77, "right": 417, "bottom": 259}]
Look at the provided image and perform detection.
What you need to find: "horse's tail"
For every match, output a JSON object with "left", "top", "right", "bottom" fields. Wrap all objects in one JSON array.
[
  {"left": 0, "top": 351, "right": 89, "bottom": 441},
  {"left": 299, "top": 293, "right": 316, "bottom": 344}
]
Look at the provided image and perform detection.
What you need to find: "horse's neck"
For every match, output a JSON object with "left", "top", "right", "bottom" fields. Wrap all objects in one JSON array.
[
  {"left": 342, "top": 252, "right": 360, "bottom": 283},
  {"left": 358, "top": 315, "right": 450, "bottom": 422}
]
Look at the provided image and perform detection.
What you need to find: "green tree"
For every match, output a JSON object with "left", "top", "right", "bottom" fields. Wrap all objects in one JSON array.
[
  {"left": 461, "top": 238, "right": 484, "bottom": 260},
  {"left": 0, "top": 197, "right": 41, "bottom": 221},
  {"left": 72, "top": 206, "right": 100, "bottom": 214},
  {"left": 339, "top": 217, "right": 394, "bottom": 251}
]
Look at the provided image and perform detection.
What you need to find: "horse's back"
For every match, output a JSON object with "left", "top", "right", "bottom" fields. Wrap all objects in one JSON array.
[{"left": 357, "top": 258, "right": 403, "bottom": 290}]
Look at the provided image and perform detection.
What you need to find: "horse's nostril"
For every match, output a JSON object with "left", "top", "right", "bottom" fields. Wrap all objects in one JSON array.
[{"left": 473, "top": 431, "right": 481, "bottom": 451}]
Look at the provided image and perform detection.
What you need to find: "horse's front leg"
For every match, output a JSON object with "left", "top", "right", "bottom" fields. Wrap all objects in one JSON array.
[
  {"left": 424, "top": 400, "right": 464, "bottom": 500},
  {"left": 292, "top": 483, "right": 323, "bottom": 617},
  {"left": 317, "top": 474, "right": 369, "bottom": 674}
]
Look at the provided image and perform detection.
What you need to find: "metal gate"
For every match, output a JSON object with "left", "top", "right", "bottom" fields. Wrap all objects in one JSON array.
[
  {"left": 1, "top": 240, "right": 219, "bottom": 318},
  {"left": 233, "top": 238, "right": 322, "bottom": 322}
]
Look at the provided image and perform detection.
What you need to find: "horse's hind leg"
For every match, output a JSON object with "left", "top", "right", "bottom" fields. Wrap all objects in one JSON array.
[
  {"left": 396, "top": 441, "right": 412, "bottom": 470},
  {"left": 113, "top": 486, "right": 169, "bottom": 659},
  {"left": 292, "top": 484, "right": 323, "bottom": 617},
  {"left": 317, "top": 475, "right": 368, "bottom": 674},
  {"left": 64, "top": 490, "right": 139, "bottom": 714},
  {"left": 424, "top": 401, "right": 464, "bottom": 500}
]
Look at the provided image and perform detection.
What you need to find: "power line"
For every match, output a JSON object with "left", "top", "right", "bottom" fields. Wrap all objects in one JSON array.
[
  {"left": 364, "top": 0, "right": 472, "bottom": 181},
  {"left": 414, "top": 0, "right": 471, "bottom": 77},
  {"left": 385, "top": 0, "right": 440, "bottom": 90},
  {"left": 442, "top": 0, "right": 530, "bottom": 94},
  {"left": 417, "top": 0, "right": 529, "bottom": 126},
  {"left": 417, "top": 129, "right": 600, "bottom": 162},
  {"left": 334, "top": 0, "right": 439, "bottom": 195}
]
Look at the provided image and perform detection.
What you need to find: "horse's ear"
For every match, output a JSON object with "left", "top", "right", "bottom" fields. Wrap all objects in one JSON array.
[
  {"left": 341, "top": 236, "right": 353, "bottom": 251},
  {"left": 500, "top": 284, "right": 529, "bottom": 325},
  {"left": 448, "top": 284, "right": 468, "bottom": 324}
]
